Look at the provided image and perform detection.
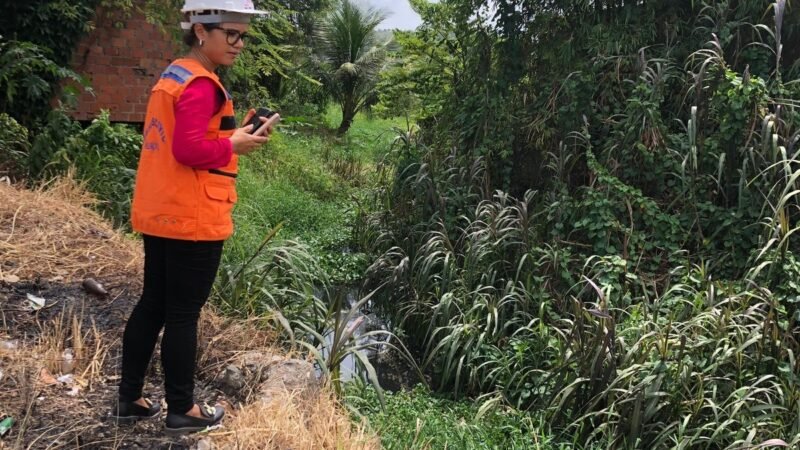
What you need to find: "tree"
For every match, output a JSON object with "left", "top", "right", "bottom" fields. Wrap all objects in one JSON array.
[{"left": 314, "top": 0, "right": 389, "bottom": 134}]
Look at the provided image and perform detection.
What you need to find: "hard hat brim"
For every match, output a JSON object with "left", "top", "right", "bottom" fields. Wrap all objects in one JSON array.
[{"left": 181, "top": 8, "right": 269, "bottom": 15}]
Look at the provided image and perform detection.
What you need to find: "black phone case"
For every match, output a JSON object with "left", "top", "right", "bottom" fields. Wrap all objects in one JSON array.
[{"left": 247, "top": 107, "right": 276, "bottom": 134}]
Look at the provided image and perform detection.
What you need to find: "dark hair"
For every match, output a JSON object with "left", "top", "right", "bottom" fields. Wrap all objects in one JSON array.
[{"left": 182, "top": 23, "right": 218, "bottom": 47}]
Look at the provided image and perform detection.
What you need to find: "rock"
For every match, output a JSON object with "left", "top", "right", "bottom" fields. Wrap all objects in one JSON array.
[
  {"left": 240, "top": 351, "right": 266, "bottom": 367},
  {"left": 259, "top": 359, "right": 320, "bottom": 405},
  {"left": 217, "top": 354, "right": 320, "bottom": 408},
  {"left": 82, "top": 278, "right": 108, "bottom": 296},
  {"left": 194, "top": 438, "right": 214, "bottom": 450},
  {"left": 230, "top": 351, "right": 277, "bottom": 384},
  {"left": 220, "top": 365, "right": 245, "bottom": 396},
  {"left": 1, "top": 274, "right": 19, "bottom": 283}
]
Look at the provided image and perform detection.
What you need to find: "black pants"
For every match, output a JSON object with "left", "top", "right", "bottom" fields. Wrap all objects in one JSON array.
[{"left": 119, "top": 235, "right": 223, "bottom": 414}]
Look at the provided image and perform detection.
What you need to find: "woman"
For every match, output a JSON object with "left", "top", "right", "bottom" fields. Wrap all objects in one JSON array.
[{"left": 111, "top": 0, "right": 277, "bottom": 435}]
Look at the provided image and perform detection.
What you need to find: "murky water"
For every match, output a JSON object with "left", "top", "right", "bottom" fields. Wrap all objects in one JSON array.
[
  {"left": 314, "top": 285, "right": 390, "bottom": 381},
  {"left": 312, "top": 284, "right": 427, "bottom": 390}
]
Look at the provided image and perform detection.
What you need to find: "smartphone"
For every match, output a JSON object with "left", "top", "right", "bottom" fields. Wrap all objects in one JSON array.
[{"left": 246, "top": 107, "right": 277, "bottom": 134}]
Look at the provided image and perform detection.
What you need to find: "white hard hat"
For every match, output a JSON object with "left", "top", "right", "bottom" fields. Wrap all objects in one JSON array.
[{"left": 180, "top": 0, "right": 268, "bottom": 29}]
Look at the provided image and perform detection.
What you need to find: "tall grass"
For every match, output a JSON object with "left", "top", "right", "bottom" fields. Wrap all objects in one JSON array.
[
  {"left": 361, "top": 1, "right": 800, "bottom": 447},
  {"left": 212, "top": 106, "right": 416, "bottom": 404}
]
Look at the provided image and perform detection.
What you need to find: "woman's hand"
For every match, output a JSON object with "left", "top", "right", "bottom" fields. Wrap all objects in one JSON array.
[{"left": 229, "top": 109, "right": 281, "bottom": 156}]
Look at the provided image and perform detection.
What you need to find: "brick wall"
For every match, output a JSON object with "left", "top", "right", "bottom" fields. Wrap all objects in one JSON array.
[{"left": 70, "top": 9, "right": 181, "bottom": 123}]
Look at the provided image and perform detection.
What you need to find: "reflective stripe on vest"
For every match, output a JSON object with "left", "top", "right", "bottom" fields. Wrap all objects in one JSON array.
[{"left": 130, "top": 58, "right": 239, "bottom": 241}]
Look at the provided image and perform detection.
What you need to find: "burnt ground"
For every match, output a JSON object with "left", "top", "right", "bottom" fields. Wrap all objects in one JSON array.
[{"left": 0, "top": 275, "right": 233, "bottom": 449}]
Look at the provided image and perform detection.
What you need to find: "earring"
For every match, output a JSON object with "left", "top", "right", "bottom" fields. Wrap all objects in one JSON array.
[{"left": 199, "top": 39, "right": 205, "bottom": 47}]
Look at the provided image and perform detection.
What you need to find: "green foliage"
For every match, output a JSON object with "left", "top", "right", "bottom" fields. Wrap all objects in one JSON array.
[
  {"left": 295, "top": 285, "right": 424, "bottom": 406},
  {"left": 211, "top": 109, "right": 420, "bottom": 415},
  {"left": 372, "top": 43, "right": 422, "bottom": 124},
  {"left": 134, "top": 0, "right": 184, "bottom": 31},
  {"left": 214, "top": 223, "right": 324, "bottom": 324},
  {"left": 0, "top": 37, "right": 87, "bottom": 126},
  {"left": 0, "top": 0, "right": 99, "bottom": 126},
  {"left": 225, "top": 110, "right": 403, "bottom": 283},
  {"left": 218, "top": 0, "right": 336, "bottom": 112},
  {"left": 30, "top": 110, "right": 140, "bottom": 226},
  {"left": 0, "top": 0, "right": 181, "bottom": 127},
  {"left": 348, "top": 384, "right": 583, "bottom": 449},
  {"left": 224, "top": 132, "right": 352, "bottom": 273},
  {"left": 220, "top": 0, "right": 301, "bottom": 108},
  {"left": 1, "top": 0, "right": 97, "bottom": 67},
  {"left": 360, "top": 0, "right": 800, "bottom": 448},
  {"left": 1, "top": 0, "right": 186, "bottom": 64},
  {"left": 313, "top": 0, "right": 390, "bottom": 134},
  {"left": 27, "top": 109, "right": 83, "bottom": 178},
  {"left": 0, "top": 113, "right": 30, "bottom": 180}
]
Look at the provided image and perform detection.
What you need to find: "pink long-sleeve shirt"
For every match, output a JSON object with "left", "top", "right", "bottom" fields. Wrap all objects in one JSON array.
[{"left": 172, "top": 77, "right": 233, "bottom": 169}]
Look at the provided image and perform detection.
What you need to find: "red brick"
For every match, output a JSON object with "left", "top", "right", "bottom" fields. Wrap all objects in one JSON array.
[
  {"left": 65, "top": 5, "right": 177, "bottom": 123},
  {"left": 109, "top": 56, "right": 131, "bottom": 66}
]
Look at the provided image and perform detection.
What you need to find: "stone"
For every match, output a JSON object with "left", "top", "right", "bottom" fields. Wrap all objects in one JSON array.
[
  {"left": 220, "top": 365, "right": 245, "bottom": 396},
  {"left": 259, "top": 359, "right": 320, "bottom": 405},
  {"left": 194, "top": 438, "right": 214, "bottom": 450},
  {"left": 2, "top": 274, "right": 19, "bottom": 283}
]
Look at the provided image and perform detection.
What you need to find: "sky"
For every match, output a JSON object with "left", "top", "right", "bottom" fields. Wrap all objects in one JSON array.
[{"left": 358, "top": 0, "right": 423, "bottom": 30}]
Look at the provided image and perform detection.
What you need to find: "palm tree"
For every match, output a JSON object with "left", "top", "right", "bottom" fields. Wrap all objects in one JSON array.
[{"left": 315, "top": 0, "right": 389, "bottom": 134}]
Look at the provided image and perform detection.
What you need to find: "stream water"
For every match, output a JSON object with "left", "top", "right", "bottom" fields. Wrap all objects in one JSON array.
[{"left": 313, "top": 285, "right": 424, "bottom": 391}]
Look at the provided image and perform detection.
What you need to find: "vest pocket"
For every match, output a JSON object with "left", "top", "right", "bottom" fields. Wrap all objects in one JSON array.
[
  {"left": 204, "top": 184, "right": 235, "bottom": 202},
  {"left": 203, "top": 183, "right": 237, "bottom": 230}
]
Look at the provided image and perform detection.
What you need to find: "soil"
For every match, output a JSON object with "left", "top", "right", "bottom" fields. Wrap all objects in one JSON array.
[{"left": 0, "top": 276, "right": 230, "bottom": 449}]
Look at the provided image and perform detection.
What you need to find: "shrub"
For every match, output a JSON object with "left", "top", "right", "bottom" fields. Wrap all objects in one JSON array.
[
  {"left": 0, "top": 113, "right": 30, "bottom": 180},
  {"left": 31, "top": 110, "right": 140, "bottom": 227},
  {"left": 0, "top": 37, "right": 86, "bottom": 127}
]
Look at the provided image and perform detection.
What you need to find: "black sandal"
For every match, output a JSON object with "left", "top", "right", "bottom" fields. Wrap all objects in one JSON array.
[
  {"left": 165, "top": 404, "right": 225, "bottom": 436},
  {"left": 111, "top": 398, "right": 162, "bottom": 424}
]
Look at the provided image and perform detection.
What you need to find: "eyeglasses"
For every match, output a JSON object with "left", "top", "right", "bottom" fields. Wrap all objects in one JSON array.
[{"left": 207, "top": 26, "right": 249, "bottom": 45}]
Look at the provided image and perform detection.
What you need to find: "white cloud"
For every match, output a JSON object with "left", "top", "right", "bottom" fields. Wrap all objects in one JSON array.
[{"left": 355, "top": 0, "right": 423, "bottom": 30}]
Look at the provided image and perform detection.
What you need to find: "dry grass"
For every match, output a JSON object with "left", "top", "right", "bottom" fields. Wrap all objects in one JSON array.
[
  {"left": 33, "top": 307, "right": 111, "bottom": 388},
  {"left": 1, "top": 307, "right": 112, "bottom": 403},
  {"left": 210, "top": 388, "right": 380, "bottom": 450},
  {"left": 0, "top": 177, "right": 377, "bottom": 449},
  {"left": 0, "top": 174, "right": 141, "bottom": 282},
  {"left": 200, "top": 308, "right": 381, "bottom": 449},
  {"left": 198, "top": 307, "right": 281, "bottom": 367}
]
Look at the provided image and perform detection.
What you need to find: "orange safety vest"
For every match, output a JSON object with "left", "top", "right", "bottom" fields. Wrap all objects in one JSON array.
[{"left": 131, "top": 58, "right": 239, "bottom": 241}]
